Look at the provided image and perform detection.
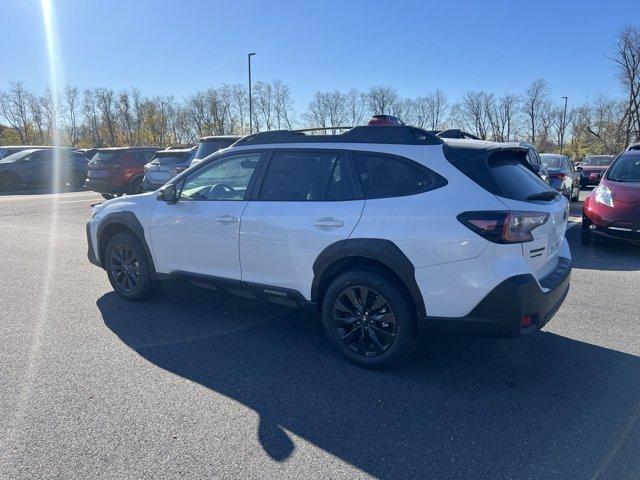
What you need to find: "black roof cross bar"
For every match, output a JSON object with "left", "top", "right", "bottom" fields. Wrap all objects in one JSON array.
[{"left": 233, "top": 125, "right": 444, "bottom": 147}]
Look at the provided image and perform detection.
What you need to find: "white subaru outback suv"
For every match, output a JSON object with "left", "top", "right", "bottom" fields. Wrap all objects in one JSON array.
[{"left": 87, "top": 125, "right": 571, "bottom": 368}]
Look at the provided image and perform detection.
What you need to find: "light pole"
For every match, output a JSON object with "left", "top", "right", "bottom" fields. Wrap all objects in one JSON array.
[
  {"left": 248, "top": 52, "right": 256, "bottom": 134},
  {"left": 560, "top": 96, "right": 568, "bottom": 154}
]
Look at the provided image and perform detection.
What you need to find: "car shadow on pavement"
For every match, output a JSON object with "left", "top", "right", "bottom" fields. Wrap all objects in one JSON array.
[
  {"left": 568, "top": 223, "right": 640, "bottom": 271},
  {"left": 98, "top": 281, "right": 640, "bottom": 479}
]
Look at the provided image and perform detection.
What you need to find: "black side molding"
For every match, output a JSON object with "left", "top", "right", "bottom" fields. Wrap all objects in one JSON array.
[{"left": 312, "top": 238, "right": 425, "bottom": 317}]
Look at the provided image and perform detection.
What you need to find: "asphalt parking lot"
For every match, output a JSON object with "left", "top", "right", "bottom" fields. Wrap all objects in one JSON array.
[{"left": 1, "top": 189, "right": 639, "bottom": 480}]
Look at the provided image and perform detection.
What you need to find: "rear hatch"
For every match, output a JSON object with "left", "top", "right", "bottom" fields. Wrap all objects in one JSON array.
[
  {"left": 446, "top": 144, "right": 569, "bottom": 281},
  {"left": 87, "top": 150, "right": 123, "bottom": 178},
  {"left": 145, "top": 151, "right": 193, "bottom": 182}
]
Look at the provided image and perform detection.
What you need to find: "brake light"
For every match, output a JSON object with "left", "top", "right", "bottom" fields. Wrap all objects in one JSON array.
[{"left": 457, "top": 211, "right": 549, "bottom": 243}]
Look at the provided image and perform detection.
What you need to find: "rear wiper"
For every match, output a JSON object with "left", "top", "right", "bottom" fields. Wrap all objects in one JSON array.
[{"left": 526, "top": 191, "right": 559, "bottom": 201}]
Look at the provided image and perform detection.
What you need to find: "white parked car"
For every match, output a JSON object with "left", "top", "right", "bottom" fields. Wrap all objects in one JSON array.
[{"left": 87, "top": 124, "right": 571, "bottom": 368}]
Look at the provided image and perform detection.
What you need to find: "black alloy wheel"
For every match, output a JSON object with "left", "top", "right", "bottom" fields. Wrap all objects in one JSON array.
[
  {"left": 332, "top": 285, "right": 397, "bottom": 357},
  {"left": 109, "top": 243, "right": 141, "bottom": 293}
]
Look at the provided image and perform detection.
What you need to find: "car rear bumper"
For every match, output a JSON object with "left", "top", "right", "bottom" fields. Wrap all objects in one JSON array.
[
  {"left": 420, "top": 257, "right": 571, "bottom": 337},
  {"left": 85, "top": 179, "right": 127, "bottom": 194}
]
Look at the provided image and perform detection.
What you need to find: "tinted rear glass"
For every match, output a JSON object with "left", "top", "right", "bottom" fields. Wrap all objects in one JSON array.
[
  {"left": 453, "top": 150, "right": 553, "bottom": 202},
  {"left": 540, "top": 155, "right": 563, "bottom": 168},
  {"left": 607, "top": 154, "right": 640, "bottom": 182},
  {"left": 354, "top": 152, "right": 443, "bottom": 199},
  {"left": 92, "top": 151, "right": 120, "bottom": 163},
  {"left": 152, "top": 153, "right": 190, "bottom": 165}
]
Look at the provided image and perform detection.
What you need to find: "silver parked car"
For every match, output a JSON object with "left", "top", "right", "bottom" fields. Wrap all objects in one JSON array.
[
  {"left": 540, "top": 153, "right": 580, "bottom": 201},
  {"left": 142, "top": 147, "right": 196, "bottom": 191}
]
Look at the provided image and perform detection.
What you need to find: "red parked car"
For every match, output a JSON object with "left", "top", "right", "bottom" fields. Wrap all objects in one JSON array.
[
  {"left": 582, "top": 150, "right": 640, "bottom": 244},
  {"left": 576, "top": 154, "right": 614, "bottom": 188},
  {"left": 85, "top": 147, "right": 160, "bottom": 199}
]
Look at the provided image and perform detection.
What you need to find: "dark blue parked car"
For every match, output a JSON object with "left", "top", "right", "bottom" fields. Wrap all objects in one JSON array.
[{"left": 0, "top": 148, "right": 89, "bottom": 191}]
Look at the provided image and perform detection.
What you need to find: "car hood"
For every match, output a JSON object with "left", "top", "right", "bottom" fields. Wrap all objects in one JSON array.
[{"left": 605, "top": 179, "right": 640, "bottom": 203}]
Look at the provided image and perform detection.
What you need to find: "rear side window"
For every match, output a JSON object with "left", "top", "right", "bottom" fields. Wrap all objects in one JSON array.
[
  {"left": 354, "top": 152, "right": 444, "bottom": 199},
  {"left": 453, "top": 150, "right": 552, "bottom": 202},
  {"left": 259, "top": 151, "right": 356, "bottom": 201}
]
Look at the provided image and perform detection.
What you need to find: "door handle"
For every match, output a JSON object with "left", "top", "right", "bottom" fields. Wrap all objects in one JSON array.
[
  {"left": 314, "top": 218, "right": 344, "bottom": 228},
  {"left": 215, "top": 214, "right": 238, "bottom": 224}
]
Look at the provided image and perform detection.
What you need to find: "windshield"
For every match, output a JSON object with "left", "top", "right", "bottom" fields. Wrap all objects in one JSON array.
[
  {"left": 607, "top": 155, "right": 640, "bottom": 182},
  {"left": 0, "top": 149, "right": 37, "bottom": 163},
  {"left": 581, "top": 155, "right": 613, "bottom": 166},
  {"left": 540, "top": 155, "right": 563, "bottom": 168}
]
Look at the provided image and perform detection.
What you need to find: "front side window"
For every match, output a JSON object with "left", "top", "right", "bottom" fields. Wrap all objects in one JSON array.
[
  {"left": 259, "top": 151, "right": 355, "bottom": 201},
  {"left": 354, "top": 152, "right": 442, "bottom": 199},
  {"left": 180, "top": 152, "right": 261, "bottom": 201}
]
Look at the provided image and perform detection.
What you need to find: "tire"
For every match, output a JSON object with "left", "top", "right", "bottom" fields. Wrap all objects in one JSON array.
[
  {"left": 128, "top": 177, "right": 143, "bottom": 195},
  {"left": 101, "top": 193, "right": 115, "bottom": 200},
  {"left": 0, "top": 171, "right": 19, "bottom": 191},
  {"left": 105, "top": 232, "right": 159, "bottom": 301},
  {"left": 581, "top": 215, "right": 593, "bottom": 245},
  {"left": 322, "top": 270, "right": 415, "bottom": 369}
]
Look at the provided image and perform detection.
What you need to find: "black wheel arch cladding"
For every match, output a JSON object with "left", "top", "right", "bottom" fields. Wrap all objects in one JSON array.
[
  {"left": 96, "top": 211, "right": 157, "bottom": 274},
  {"left": 312, "top": 238, "right": 426, "bottom": 318}
]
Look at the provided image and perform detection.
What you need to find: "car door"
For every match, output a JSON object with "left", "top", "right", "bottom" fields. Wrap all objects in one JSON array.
[
  {"left": 20, "top": 150, "right": 49, "bottom": 185},
  {"left": 148, "top": 150, "right": 264, "bottom": 279},
  {"left": 239, "top": 149, "right": 364, "bottom": 299}
]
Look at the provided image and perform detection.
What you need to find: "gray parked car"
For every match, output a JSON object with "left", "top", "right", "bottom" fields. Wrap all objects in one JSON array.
[
  {"left": 142, "top": 147, "right": 196, "bottom": 191},
  {"left": 505, "top": 141, "right": 549, "bottom": 183},
  {"left": 540, "top": 153, "right": 580, "bottom": 201}
]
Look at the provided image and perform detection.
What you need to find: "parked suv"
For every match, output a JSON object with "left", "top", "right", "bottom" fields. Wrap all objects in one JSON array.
[
  {"left": 142, "top": 147, "right": 196, "bottom": 191},
  {"left": 85, "top": 147, "right": 160, "bottom": 199},
  {"left": 189, "top": 135, "right": 241, "bottom": 167},
  {"left": 0, "top": 148, "right": 88, "bottom": 191},
  {"left": 0, "top": 145, "right": 61, "bottom": 160},
  {"left": 87, "top": 125, "right": 571, "bottom": 368}
]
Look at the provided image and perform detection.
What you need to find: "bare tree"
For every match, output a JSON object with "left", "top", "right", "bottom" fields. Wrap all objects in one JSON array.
[
  {"left": 365, "top": 85, "right": 400, "bottom": 116},
  {"left": 0, "top": 82, "right": 32, "bottom": 143},
  {"left": 610, "top": 26, "right": 640, "bottom": 143},
  {"left": 82, "top": 89, "right": 102, "bottom": 146},
  {"left": 95, "top": 88, "right": 118, "bottom": 146},
  {"left": 522, "top": 79, "right": 551, "bottom": 144},
  {"left": 452, "top": 91, "right": 493, "bottom": 139},
  {"left": 63, "top": 85, "right": 80, "bottom": 145},
  {"left": 28, "top": 93, "right": 47, "bottom": 143}
]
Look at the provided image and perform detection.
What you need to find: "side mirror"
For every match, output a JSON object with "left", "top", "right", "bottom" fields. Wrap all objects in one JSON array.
[
  {"left": 576, "top": 166, "right": 583, "bottom": 172},
  {"left": 157, "top": 184, "right": 178, "bottom": 204}
]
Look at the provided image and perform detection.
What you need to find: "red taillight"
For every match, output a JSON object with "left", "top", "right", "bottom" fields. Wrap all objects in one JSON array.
[
  {"left": 521, "top": 315, "right": 534, "bottom": 328},
  {"left": 458, "top": 211, "right": 549, "bottom": 244},
  {"left": 550, "top": 173, "right": 566, "bottom": 180}
]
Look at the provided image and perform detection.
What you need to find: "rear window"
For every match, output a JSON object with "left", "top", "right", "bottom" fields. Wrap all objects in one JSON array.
[
  {"left": 151, "top": 153, "right": 190, "bottom": 165},
  {"left": 453, "top": 150, "right": 553, "bottom": 202},
  {"left": 581, "top": 156, "right": 613, "bottom": 166},
  {"left": 540, "top": 155, "right": 563, "bottom": 168},
  {"left": 92, "top": 151, "right": 120, "bottom": 163}
]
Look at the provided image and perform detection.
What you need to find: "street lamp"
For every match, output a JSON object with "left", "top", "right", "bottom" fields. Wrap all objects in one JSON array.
[
  {"left": 248, "top": 52, "right": 256, "bottom": 134},
  {"left": 560, "top": 96, "right": 568, "bottom": 154}
]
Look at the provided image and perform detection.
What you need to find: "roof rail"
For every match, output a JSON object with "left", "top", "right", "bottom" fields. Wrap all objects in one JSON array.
[{"left": 234, "top": 125, "right": 443, "bottom": 147}]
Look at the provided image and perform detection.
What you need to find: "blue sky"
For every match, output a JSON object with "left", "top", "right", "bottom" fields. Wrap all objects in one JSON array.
[{"left": 0, "top": 0, "right": 634, "bottom": 111}]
